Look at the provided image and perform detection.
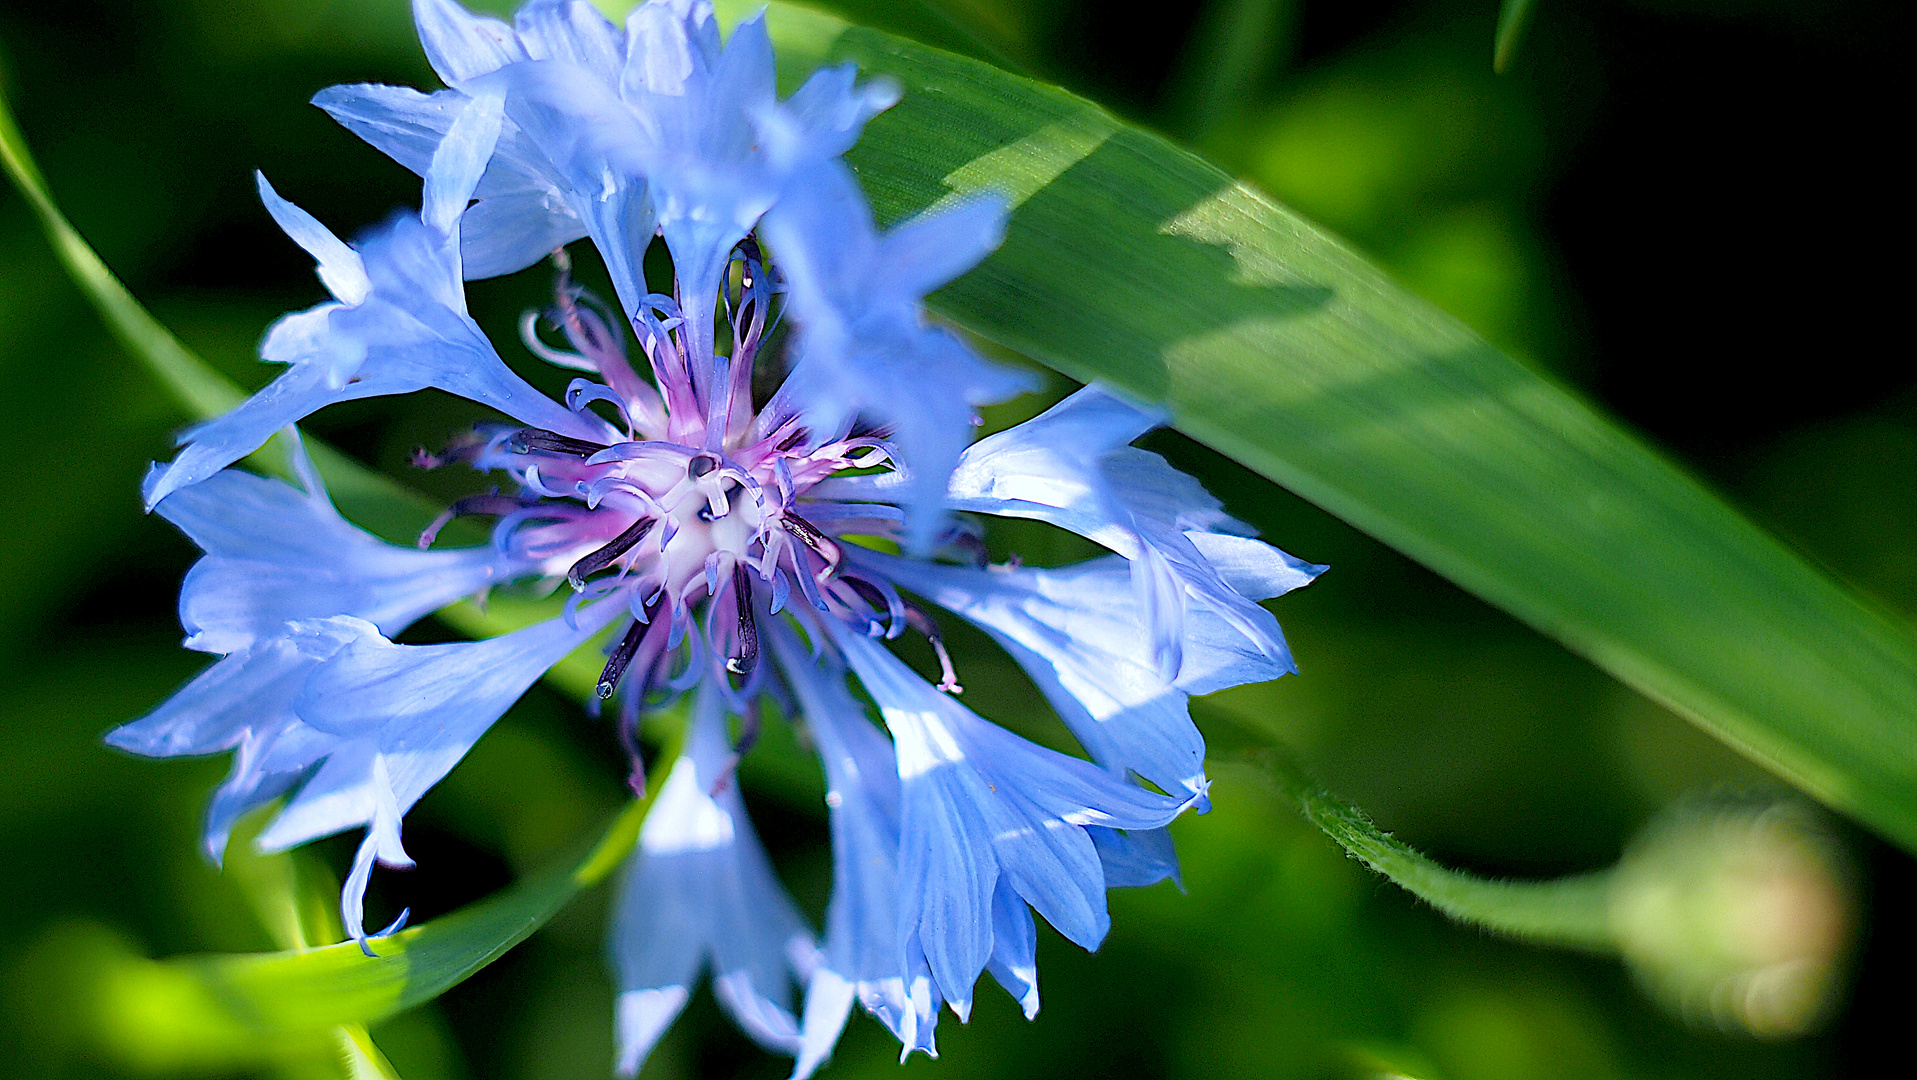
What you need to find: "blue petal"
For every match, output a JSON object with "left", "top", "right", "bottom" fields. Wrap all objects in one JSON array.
[
  {"left": 313, "top": 83, "right": 556, "bottom": 200},
  {"left": 104, "top": 619, "right": 370, "bottom": 862},
  {"left": 157, "top": 455, "right": 506, "bottom": 654},
  {"left": 258, "top": 601, "right": 621, "bottom": 852},
  {"left": 835, "top": 631, "right": 1191, "bottom": 1012},
  {"left": 945, "top": 382, "right": 1161, "bottom": 548},
  {"left": 145, "top": 174, "right": 599, "bottom": 509},
  {"left": 869, "top": 194, "right": 1008, "bottom": 307},
  {"left": 615, "top": 987, "right": 690, "bottom": 1079},
  {"left": 621, "top": 10, "right": 781, "bottom": 399},
  {"left": 760, "top": 163, "right": 1033, "bottom": 553},
  {"left": 983, "top": 881, "right": 1040, "bottom": 1020},
  {"left": 612, "top": 686, "right": 814, "bottom": 1076},
  {"left": 413, "top": 0, "right": 526, "bottom": 85},
  {"left": 791, "top": 969, "right": 855, "bottom": 1080},
  {"left": 981, "top": 779, "right": 1111, "bottom": 951},
  {"left": 865, "top": 550, "right": 1298, "bottom": 805},
  {"left": 312, "top": 82, "right": 585, "bottom": 279},
  {"left": 256, "top": 174, "right": 368, "bottom": 306},
  {"left": 340, "top": 753, "right": 415, "bottom": 943},
  {"left": 771, "top": 625, "right": 941, "bottom": 1065},
  {"left": 1188, "top": 531, "right": 1327, "bottom": 609},
  {"left": 514, "top": 0, "right": 625, "bottom": 85},
  {"left": 421, "top": 83, "right": 505, "bottom": 238},
  {"left": 945, "top": 383, "right": 1324, "bottom": 678},
  {"left": 200, "top": 723, "right": 329, "bottom": 864},
  {"left": 483, "top": 59, "right": 657, "bottom": 311},
  {"left": 1087, "top": 825, "right": 1181, "bottom": 889},
  {"left": 105, "top": 636, "right": 328, "bottom": 759},
  {"left": 761, "top": 63, "right": 898, "bottom": 172},
  {"left": 621, "top": 0, "right": 720, "bottom": 99},
  {"left": 457, "top": 190, "right": 589, "bottom": 278},
  {"left": 313, "top": 84, "right": 456, "bottom": 182}
]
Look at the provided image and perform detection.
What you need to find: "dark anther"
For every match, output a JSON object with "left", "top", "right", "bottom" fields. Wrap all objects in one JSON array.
[
  {"left": 566, "top": 517, "right": 655, "bottom": 591},
  {"left": 775, "top": 428, "right": 808, "bottom": 453},
  {"left": 904, "top": 604, "right": 964, "bottom": 694},
  {"left": 782, "top": 512, "right": 826, "bottom": 545},
  {"left": 726, "top": 564, "right": 759, "bottom": 676},
  {"left": 782, "top": 514, "right": 842, "bottom": 573},
  {"left": 737, "top": 235, "right": 762, "bottom": 264},
  {"left": 507, "top": 427, "right": 609, "bottom": 457},
  {"left": 687, "top": 453, "right": 718, "bottom": 479},
  {"left": 597, "top": 619, "right": 650, "bottom": 700}
]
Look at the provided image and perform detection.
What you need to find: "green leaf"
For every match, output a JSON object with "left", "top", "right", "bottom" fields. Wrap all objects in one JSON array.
[
  {"left": 1494, "top": 0, "right": 1537, "bottom": 74},
  {"left": 225, "top": 817, "right": 409, "bottom": 1079},
  {"left": 339, "top": 1026, "right": 407, "bottom": 1080},
  {"left": 136, "top": 747, "right": 668, "bottom": 1039},
  {"left": 740, "top": 1, "right": 1917, "bottom": 851}
]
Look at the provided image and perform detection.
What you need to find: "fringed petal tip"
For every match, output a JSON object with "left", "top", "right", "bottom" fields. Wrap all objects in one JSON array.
[
  {"left": 615, "top": 985, "right": 692, "bottom": 1078},
  {"left": 789, "top": 968, "right": 855, "bottom": 1080},
  {"left": 944, "top": 994, "right": 973, "bottom": 1024},
  {"left": 355, "top": 908, "right": 412, "bottom": 958},
  {"left": 138, "top": 462, "right": 166, "bottom": 513}
]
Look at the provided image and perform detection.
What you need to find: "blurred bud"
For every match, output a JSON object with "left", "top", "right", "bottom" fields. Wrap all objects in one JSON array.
[{"left": 1608, "top": 794, "right": 1853, "bottom": 1038}]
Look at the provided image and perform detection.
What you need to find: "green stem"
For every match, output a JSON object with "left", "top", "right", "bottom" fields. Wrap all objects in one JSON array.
[{"left": 1253, "top": 749, "right": 1616, "bottom": 952}]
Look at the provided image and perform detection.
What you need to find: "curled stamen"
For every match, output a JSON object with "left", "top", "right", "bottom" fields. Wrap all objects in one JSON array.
[
  {"left": 567, "top": 517, "right": 656, "bottom": 591},
  {"left": 905, "top": 604, "right": 964, "bottom": 694},
  {"left": 507, "top": 427, "right": 610, "bottom": 458},
  {"left": 519, "top": 309, "right": 597, "bottom": 372},
  {"left": 726, "top": 563, "right": 759, "bottom": 676},
  {"left": 418, "top": 493, "right": 529, "bottom": 549},
  {"left": 565, "top": 379, "right": 634, "bottom": 436}
]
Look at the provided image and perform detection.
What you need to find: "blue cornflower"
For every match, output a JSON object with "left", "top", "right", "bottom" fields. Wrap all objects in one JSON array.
[{"left": 111, "top": 2, "right": 1323, "bottom": 1076}]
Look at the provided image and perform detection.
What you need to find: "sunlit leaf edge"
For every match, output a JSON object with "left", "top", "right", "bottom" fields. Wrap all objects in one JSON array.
[{"left": 740, "top": 1, "right": 1917, "bottom": 852}]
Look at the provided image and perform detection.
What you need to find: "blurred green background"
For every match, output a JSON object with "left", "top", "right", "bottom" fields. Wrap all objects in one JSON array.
[{"left": 0, "top": 0, "right": 1906, "bottom": 1077}]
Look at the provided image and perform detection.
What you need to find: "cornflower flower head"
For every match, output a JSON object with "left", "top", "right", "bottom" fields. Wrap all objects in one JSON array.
[{"left": 109, "top": 2, "right": 1325, "bottom": 1075}]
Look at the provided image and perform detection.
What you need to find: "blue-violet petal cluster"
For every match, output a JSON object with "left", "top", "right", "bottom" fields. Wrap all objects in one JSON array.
[{"left": 112, "top": 2, "right": 1323, "bottom": 1075}]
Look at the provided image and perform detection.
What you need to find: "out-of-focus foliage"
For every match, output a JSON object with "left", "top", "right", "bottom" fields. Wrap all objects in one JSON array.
[{"left": 0, "top": 1, "right": 1905, "bottom": 1079}]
